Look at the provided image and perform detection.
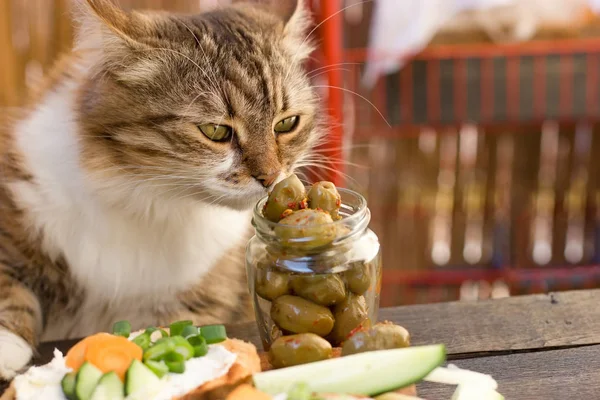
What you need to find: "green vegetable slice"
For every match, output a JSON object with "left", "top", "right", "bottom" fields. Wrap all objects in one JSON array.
[
  {"left": 144, "top": 360, "right": 169, "bottom": 378},
  {"left": 112, "top": 321, "right": 131, "bottom": 338},
  {"left": 287, "top": 382, "right": 311, "bottom": 400},
  {"left": 164, "top": 351, "right": 185, "bottom": 362},
  {"left": 189, "top": 335, "right": 208, "bottom": 357},
  {"left": 143, "top": 338, "right": 176, "bottom": 362},
  {"left": 75, "top": 362, "right": 103, "bottom": 400},
  {"left": 90, "top": 372, "right": 124, "bottom": 400},
  {"left": 181, "top": 325, "right": 200, "bottom": 338},
  {"left": 61, "top": 372, "right": 77, "bottom": 400},
  {"left": 169, "top": 320, "right": 193, "bottom": 337},
  {"left": 171, "top": 336, "right": 194, "bottom": 360},
  {"left": 253, "top": 345, "right": 446, "bottom": 396},
  {"left": 125, "top": 359, "right": 160, "bottom": 396},
  {"left": 145, "top": 327, "right": 169, "bottom": 341},
  {"left": 132, "top": 333, "right": 151, "bottom": 351},
  {"left": 165, "top": 360, "right": 186, "bottom": 373},
  {"left": 200, "top": 324, "right": 227, "bottom": 344}
]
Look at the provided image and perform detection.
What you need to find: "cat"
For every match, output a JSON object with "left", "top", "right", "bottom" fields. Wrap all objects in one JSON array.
[{"left": 0, "top": 0, "right": 321, "bottom": 380}]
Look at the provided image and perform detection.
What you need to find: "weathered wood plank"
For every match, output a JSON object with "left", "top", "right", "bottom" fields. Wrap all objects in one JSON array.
[
  {"left": 418, "top": 344, "right": 600, "bottom": 400},
  {"left": 32, "top": 289, "right": 600, "bottom": 361},
  {"left": 382, "top": 289, "right": 600, "bottom": 354}
]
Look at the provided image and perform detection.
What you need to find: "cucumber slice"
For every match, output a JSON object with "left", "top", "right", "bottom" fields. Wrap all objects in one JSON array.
[
  {"left": 125, "top": 359, "right": 161, "bottom": 396},
  {"left": 90, "top": 372, "right": 124, "bottom": 400},
  {"left": 253, "top": 345, "right": 445, "bottom": 396},
  {"left": 75, "top": 362, "right": 103, "bottom": 400},
  {"left": 61, "top": 372, "right": 77, "bottom": 400}
]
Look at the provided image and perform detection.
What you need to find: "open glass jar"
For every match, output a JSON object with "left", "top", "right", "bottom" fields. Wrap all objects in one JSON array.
[{"left": 246, "top": 188, "right": 381, "bottom": 350}]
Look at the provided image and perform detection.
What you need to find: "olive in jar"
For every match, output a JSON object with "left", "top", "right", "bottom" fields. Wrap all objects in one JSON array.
[
  {"left": 343, "top": 261, "right": 372, "bottom": 295},
  {"left": 290, "top": 274, "right": 346, "bottom": 306},
  {"left": 262, "top": 174, "right": 306, "bottom": 222},
  {"left": 268, "top": 333, "right": 333, "bottom": 368},
  {"left": 307, "top": 181, "right": 342, "bottom": 220},
  {"left": 341, "top": 321, "right": 410, "bottom": 356},
  {"left": 274, "top": 209, "right": 337, "bottom": 250},
  {"left": 328, "top": 293, "right": 369, "bottom": 345},
  {"left": 255, "top": 262, "right": 290, "bottom": 301},
  {"left": 270, "top": 295, "right": 335, "bottom": 336}
]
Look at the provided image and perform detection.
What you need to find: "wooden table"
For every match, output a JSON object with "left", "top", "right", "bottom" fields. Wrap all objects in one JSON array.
[{"left": 3, "top": 289, "right": 599, "bottom": 399}]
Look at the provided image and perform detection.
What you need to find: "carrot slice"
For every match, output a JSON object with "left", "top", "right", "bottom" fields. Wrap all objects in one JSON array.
[
  {"left": 65, "top": 333, "right": 114, "bottom": 371},
  {"left": 84, "top": 335, "right": 143, "bottom": 381}
]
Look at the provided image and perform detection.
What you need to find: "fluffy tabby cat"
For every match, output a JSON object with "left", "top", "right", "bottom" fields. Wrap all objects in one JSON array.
[{"left": 0, "top": 0, "right": 320, "bottom": 379}]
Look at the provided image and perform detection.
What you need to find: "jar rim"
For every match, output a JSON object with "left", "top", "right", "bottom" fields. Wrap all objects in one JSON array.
[
  {"left": 253, "top": 187, "right": 367, "bottom": 230},
  {"left": 251, "top": 187, "right": 371, "bottom": 253}
]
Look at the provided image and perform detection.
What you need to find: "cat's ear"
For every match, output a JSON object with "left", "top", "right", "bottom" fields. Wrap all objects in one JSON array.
[
  {"left": 271, "top": 0, "right": 314, "bottom": 61},
  {"left": 73, "top": 0, "right": 156, "bottom": 51}
]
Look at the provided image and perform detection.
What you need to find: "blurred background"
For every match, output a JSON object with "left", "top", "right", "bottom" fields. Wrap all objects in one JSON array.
[{"left": 2, "top": 0, "right": 600, "bottom": 307}]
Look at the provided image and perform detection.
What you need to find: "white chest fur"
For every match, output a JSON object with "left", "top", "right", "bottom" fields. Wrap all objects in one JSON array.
[{"left": 9, "top": 80, "right": 251, "bottom": 303}]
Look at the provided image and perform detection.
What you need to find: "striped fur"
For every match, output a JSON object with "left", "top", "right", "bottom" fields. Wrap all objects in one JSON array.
[{"left": 0, "top": 0, "right": 320, "bottom": 379}]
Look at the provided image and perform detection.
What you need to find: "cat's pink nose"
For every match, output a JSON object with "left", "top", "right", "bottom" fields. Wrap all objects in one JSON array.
[{"left": 254, "top": 171, "right": 279, "bottom": 188}]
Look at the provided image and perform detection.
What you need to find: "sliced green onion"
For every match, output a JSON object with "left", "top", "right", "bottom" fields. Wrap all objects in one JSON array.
[
  {"left": 180, "top": 325, "right": 200, "bottom": 339},
  {"left": 164, "top": 351, "right": 185, "bottom": 362},
  {"left": 188, "top": 335, "right": 208, "bottom": 357},
  {"left": 200, "top": 324, "right": 227, "bottom": 344},
  {"left": 112, "top": 321, "right": 131, "bottom": 338},
  {"left": 169, "top": 320, "right": 193, "bottom": 337},
  {"left": 171, "top": 336, "right": 195, "bottom": 360},
  {"left": 132, "top": 332, "right": 151, "bottom": 350},
  {"left": 144, "top": 360, "right": 169, "bottom": 378},
  {"left": 194, "top": 344, "right": 208, "bottom": 358},
  {"left": 143, "top": 338, "right": 175, "bottom": 362},
  {"left": 187, "top": 335, "right": 204, "bottom": 346},
  {"left": 145, "top": 326, "right": 169, "bottom": 341},
  {"left": 165, "top": 360, "right": 186, "bottom": 373}
]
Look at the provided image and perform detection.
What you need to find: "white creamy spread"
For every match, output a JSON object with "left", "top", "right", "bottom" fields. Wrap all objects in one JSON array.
[
  {"left": 13, "top": 349, "right": 72, "bottom": 400},
  {"left": 13, "top": 345, "right": 237, "bottom": 400}
]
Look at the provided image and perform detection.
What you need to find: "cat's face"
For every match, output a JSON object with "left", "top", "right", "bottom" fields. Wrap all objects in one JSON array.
[{"left": 77, "top": 0, "right": 320, "bottom": 210}]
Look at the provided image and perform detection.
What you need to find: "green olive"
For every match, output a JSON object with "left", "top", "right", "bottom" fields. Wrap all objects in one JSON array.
[
  {"left": 341, "top": 321, "right": 410, "bottom": 356},
  {"left": 274, "top": 209, "right": 337, "bottom": 250},
  {"left": 268, "top": 333, "right": 333, "bottom": 368},
  {"left": 270, "top": 295, "right": 335, "bottom": 336},
  {"left": 307, "top": 181, "right": 342, "bottom": 220},
  {"left": 328, "top": 293, "right": 369, "bottom": 345},
  {"left": 370, "top": 321, "right": 411, "bottom": 349},
  {"left": 343, "top": 261, "right": 372, "bottom": 295},
  {"left": 262, "top": 174, "right": 306, "bottom": 222},
  {"left": 340, "top": 329, "right": 372, "bottom": 356},
  {"left": 255, "top": 262, "right": 290, "bottom": 301},
  {"left": 290, "top": 274, "right": 346, "bottom": 306}
]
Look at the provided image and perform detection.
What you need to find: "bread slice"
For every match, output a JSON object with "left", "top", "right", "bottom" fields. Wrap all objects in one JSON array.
[{"left": 0, "top": 338, "right": 261, "bottom": 400}]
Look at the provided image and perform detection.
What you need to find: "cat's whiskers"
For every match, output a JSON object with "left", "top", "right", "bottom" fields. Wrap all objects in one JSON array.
[
  {"left": 311, "top": 84, "right": 391, "bottom": 128},
  {"left": 308, "top": 68, "right": 351, "bottom": 80},
  {"left": 307, "top": 62, "right": 363, "bottom": 78},
  {"left": 183, "top": 92, "right": 208, "bottom": 114}
]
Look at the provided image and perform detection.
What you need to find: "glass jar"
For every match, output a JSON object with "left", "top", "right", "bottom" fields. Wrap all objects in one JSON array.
[{"left": 246, "top": 188, "right": 381, "bottom": 351}]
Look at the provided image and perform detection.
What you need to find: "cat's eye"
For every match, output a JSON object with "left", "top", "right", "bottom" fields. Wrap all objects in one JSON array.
[
  {"left": 198, "top": 124, "right": 233, "bottom": 142},
  {"left": 274, "top": 116, "right": 299, "bottom": 134}
]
